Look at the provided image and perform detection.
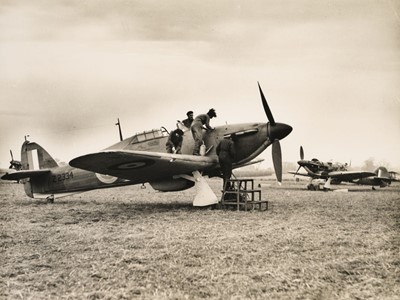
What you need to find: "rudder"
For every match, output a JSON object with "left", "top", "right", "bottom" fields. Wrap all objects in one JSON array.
[
  {"left": 21, "top": 141, "right": 59, "bottom": 170},
  {"left": 374, "top": 166, "right": 389, "bottom": 178}
]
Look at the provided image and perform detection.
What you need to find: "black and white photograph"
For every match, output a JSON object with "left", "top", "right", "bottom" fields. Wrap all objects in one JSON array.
[{"left": 1, "top": 1, "right": 399, "bottom": 299}]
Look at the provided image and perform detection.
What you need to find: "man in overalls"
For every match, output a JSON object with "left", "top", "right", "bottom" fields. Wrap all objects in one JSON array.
[
  {"left": 190, "top": 108, "right": 217, "bottom": 155},
  {"left": 216, "top": 133, "right": 237, "bottom": 190}
]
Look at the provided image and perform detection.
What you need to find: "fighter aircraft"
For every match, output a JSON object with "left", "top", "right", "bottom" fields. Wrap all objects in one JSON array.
[
  {"left": 1, "top": 83, "right": 292, "bottom": 205},
  {"left": 9, "top": 150, "right": 22, "bottom": 171},
  {"left": 0, "top": 150, "right": 22, "bottom": 182},
  {"left": 289, "top": 146, "right": 378, "bottom": 190},
  {"left": 348, "top": 166, "right": 397, "bottom": 189},
  {"left": 389, "top": 171, "right": 399, "bottom": 181}
]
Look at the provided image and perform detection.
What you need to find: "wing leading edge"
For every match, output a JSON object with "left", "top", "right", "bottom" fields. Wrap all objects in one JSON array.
[
  {"left": 327, "top": 171, "right": 376, "bottom": 181},
  {"left": 70, "top": 150, "right": 219, "bottom": 183},
  {"left": 289, "top": 170, "right": 376, "bottom": 181}
]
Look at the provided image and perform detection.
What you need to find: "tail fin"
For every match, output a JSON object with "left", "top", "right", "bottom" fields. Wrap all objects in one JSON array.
[
  {"left": 21, "top": 141, "right": 58, "bottom": 170},
  {"left": 374, "top": 166, "right": 389, "bottom": 179}
]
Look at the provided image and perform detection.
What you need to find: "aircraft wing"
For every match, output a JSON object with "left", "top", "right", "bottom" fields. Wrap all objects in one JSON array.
[
  {"left": 327, "top": 171, "right": 376, "bottom": 181},
  {"left": 70, "top": 150, "right": 219, "bottom": 182},
  {"left": 1, "top": 169, "right": 50, "bottom": 181}
]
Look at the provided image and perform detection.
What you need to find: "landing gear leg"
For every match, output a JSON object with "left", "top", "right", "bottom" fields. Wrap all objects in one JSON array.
[
  {"left": 177, "top": 171, "right": 218, "bottom": 206},
  {"left": 46, "top": 195, "right": 54, "bottom": 203}
]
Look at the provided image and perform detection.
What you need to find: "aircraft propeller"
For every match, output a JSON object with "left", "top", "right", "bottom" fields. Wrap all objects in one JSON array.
[
  {"left": 9, "top": 150, "right": 22, "bottom": 171},
  {"left": 258, "top": 82, "right": 292, "bottom": 184},
  {"left": 292, "top": 145, "right": 306, "bottom": 175},
  {"left": 300, "top": 145, "right": 304, "bottom": 160}
]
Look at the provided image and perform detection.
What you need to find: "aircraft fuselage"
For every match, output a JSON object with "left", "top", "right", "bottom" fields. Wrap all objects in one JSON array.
[
  {"left": 26, "top": 165, "right": 132, "bottom": 198},
  {"left": 107, "top": 123, "right": 270, "bottom": 162}
]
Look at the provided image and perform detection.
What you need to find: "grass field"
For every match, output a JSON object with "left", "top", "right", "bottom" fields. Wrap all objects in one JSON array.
[{"left": 1, "top": 178, "right": 399, "bottom": 299}]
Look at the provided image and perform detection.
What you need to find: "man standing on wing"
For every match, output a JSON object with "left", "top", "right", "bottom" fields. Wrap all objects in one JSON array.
[
  {"left": 190, "top": 108, "right": 217, "bottom": 156},
  {"left": 182, "top": 111, "right": 194, "bottom": 129}
]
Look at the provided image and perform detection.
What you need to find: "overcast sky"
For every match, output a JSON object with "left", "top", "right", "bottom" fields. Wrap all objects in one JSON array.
[{"left": 1, "top": 0, "right": 399, "bottom": 171}]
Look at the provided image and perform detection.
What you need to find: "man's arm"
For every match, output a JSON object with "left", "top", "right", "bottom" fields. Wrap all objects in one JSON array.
[
  {"left": 175, "top": 137, "right": 183, "bottom": 152},
  {"left": 204, "top": 115, "right": 214, "bottom": 130}
]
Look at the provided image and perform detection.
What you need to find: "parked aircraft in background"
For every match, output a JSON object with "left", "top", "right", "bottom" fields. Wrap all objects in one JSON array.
[
  {"left": 2, "top": 83, "right": 292, "bottom": 206},
  {"left": 389, "top": 171, "right": 399, "bottom": 181},
  {"left": 289, "top": 146, "right": 381, "bottom": 190},
  {"left": 9, "top": 150, "right": 22, "bottom": 171},
  {"left": 349, "top": 166, "right": 398, "bottom": 189},
  {"left": 0, "top": 150, "right": 21, "bottom": 182}
]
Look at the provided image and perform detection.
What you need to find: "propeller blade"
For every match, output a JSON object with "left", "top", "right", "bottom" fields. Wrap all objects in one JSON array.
[
  {"left": 10, "top": 149, "right": 14, "bottom": 161},
  {"left": 258, "top": 82, "right": 276, "bottom": 126},
  {"left": 272, "top": 140, "right": 282, "bottom": 183},
  {"left": 300, "top": 146, "right": 304, "bottom": 160},
  {"left": 295, "top": 165, "right": 301, "bottom": 174}
]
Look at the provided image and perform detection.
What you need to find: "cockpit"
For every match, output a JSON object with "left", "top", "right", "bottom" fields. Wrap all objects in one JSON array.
[{"left": 130, "top": 127, "right": 169, "bottom": 144}]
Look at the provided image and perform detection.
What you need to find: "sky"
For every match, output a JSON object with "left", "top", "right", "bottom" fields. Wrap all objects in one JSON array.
[{"left": 1, "top": 0, "right": 400, "bottom": 171}]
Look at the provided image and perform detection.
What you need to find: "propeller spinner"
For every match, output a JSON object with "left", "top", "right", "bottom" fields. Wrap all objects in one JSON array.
[{"left": 257, "top": 82, "right": 292, "bottom": 183}]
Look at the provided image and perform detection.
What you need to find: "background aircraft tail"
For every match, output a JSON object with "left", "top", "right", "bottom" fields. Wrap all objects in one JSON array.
[
  {"left": 21, "top": 141, "right": 59, "bottom": 170},
  {"left": 374, "top": 166, "right": 389, "bottom": 179},
  {"left": 373, "top": 166, "right": 392, "bottom": 187}
]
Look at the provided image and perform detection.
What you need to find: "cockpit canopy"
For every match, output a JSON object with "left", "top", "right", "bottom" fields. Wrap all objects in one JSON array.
[{"left": 130, "top": 127, "right": 169, "bottom": 144}]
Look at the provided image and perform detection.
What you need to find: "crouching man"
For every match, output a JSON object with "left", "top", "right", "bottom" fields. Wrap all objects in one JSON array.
[{"left": 166, "top": 129, "right": 184, "bottom": 154}]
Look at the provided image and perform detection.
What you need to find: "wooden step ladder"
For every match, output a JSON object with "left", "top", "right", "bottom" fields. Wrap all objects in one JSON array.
[{"left": 220, "top": 178, "right": 268, "bottom": 211}]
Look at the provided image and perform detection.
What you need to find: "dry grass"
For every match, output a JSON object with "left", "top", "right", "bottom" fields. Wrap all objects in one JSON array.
[{"left": 1, "top": 178, "right": 399, "bottom": 299}]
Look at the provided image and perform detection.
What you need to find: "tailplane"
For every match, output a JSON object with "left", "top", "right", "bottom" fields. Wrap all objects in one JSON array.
[{"left": 1, "top": 141, "right": 57, "bottom": 198}]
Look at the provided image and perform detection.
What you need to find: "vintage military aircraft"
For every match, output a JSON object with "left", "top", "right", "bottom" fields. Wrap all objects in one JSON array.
[
  {"left": 388, "top": 171, "right": 399, "bottom": 181},
  {"left": 9, "top": 149, "right": 22, "bottom": 171},
  {"left": 2, "top": 83, "right": 292, "bottom": 205},
  {"left": 289, "top": 146, "right": 396, "bottom": 190},
  {"left": 348, "top": 167, "right": 398, "bottom": 189},
  {"left": 0, "top": 150, "right": 22, "bottom": 181}
]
